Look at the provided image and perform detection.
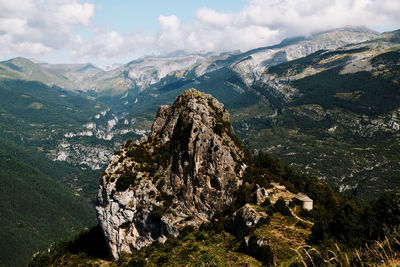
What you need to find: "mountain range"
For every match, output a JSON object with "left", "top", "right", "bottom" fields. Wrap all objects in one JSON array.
[
  {"left": 30, "top": 88, "right": 400, "bottom": 266},
  {"left": 0, "top": 25, "right": 399, "bottom": 266}
]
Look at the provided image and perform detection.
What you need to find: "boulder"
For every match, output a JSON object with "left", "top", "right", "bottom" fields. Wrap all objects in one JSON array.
[{"left": 227, "top": 204, "right": 267, "bottom": 234}]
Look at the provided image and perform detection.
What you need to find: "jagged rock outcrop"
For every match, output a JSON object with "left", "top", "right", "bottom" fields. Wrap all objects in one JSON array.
[
  {"left": 96, "top": 88, "right": 247, "bottom": 258},
  {"left": 226, "top": 204, "right": 268, "bottom": 234},
  {"left": 254, "top": 186, "right": 269, "bottom": 205}
]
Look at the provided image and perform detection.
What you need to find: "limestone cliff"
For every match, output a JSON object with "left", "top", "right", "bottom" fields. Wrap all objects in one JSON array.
[{"left": 96, "top": 88, "right": 247, "bottom": 258}]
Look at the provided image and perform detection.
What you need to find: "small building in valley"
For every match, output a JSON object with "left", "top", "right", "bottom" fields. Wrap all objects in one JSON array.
[{"left": 293, "top": 193, "right": 313, "bottom": 211}]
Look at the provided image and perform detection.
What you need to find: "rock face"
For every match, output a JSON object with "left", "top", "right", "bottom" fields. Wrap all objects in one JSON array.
[
  {"left": 227, "top": 204, "right": 268, "bottom": 234},
  {"left": 96, "top": 88, "right": 247, "bottom": 258}
]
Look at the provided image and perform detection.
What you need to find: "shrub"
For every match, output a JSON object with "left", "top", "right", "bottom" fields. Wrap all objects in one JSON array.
[
  {"left": 151, "top": 205, "right": 166, "bottom": 220},
  {"left": 274, "top": 198, "right": 292, "bottom": 217},
  {"left": 115, "top": 171, "right": 137, "bottom": 192},
  {"left": 261, "top": 198, "right": 272, "bottom": 207},
  {"left": 295, "top": 221, "right": 309, "bottom": 229},
  {"left": 127, "top": 258, "right": 146, "bottom": 267}
]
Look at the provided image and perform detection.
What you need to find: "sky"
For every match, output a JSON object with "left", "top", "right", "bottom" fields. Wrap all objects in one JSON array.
[{"left": 0, "top": 0, "right": 399, "bottom": 67}]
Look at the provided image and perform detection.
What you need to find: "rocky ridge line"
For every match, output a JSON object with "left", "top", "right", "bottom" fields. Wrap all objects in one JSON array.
[{"left": 96, "top": 88, "right": 247, "bottom": 258}]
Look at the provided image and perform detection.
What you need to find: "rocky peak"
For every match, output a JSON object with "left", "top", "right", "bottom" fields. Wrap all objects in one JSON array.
[{"left": 96, "top": 88, "right": 247, "bottom": 259}]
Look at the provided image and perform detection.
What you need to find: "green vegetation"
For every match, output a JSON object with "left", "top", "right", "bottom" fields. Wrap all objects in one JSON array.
[
  {"left": 310, "top": 192, "right": 400, "bottom": 248},
  {"left": 150, "top": 191, "right": 175, "bottom": 220},
  {"left": 0, "top": 79, "right": 104, "bottom": 266},
  {"left": 268, "top": 48, "right": 369, "bottom": 76},
  {"left": 0, "top": 142, "right": 96, "bottom": 266},
  {"left": 4, "top": 39, "right": 400, "bottom": 266},
  {"left": 124, "top": 138, "right": 171, "bottom": 174},
  {"left": 0, "top": 79, "right": 100, "bottom": 127},
  {"left": 31, "top": 225, "right": 262, "bottom": 267},
  {"left": 28, "top": 225, "right": 110, "bottom": 267},
  {"left": 291, "top": 67, "right": 400, "bottom": 116},
  {"left": 29, "top": 146, "right": 400, "bottom": 266},
  {"left": 109, "top": 47, "right": 400, "bottom": 200},
  {"left": 273, "top": 198, "right": 292, "bottom": 217},
  {"left": 115, "top": 170, "right": 137, "bottom": 192}
]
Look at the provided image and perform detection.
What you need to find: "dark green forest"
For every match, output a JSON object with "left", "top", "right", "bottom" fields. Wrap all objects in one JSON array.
[
  {"left": 0, "top": 80, "right": 101, "bottom": 266},
  {"left": 29, "top": 149, "right": 400, "bottom": 266}
]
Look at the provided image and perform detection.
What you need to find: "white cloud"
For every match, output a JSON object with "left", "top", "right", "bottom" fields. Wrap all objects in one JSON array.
[
  {"left": 54, "top": 2, "right": 94, "bottom": 26},
  {"left": 157, "top": 15, "right": 184, "bottom": 49},
  {"left": 0, "top": 18, "right": 27, "bottom": 35},
  {"left": 69, "top": 29, "right": 156, "bottom": 62},
  {"left": 72, "top": 0, "right": 400, "bottom": 63},
  {"left": 0, "top": 0, "right": 94, "bottom": 56},
  {"left": 196, "top": 7, "right": 233, "bottom": 28},
  {"left": 1, "top": 0, "right": 399, "bottom": 63},
  {"left": 239, "top": 0, "right": 400, "bottom": 36}
]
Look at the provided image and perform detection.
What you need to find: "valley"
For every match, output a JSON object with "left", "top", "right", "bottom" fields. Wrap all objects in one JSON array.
[{"left": 0, "top": 26, "right": 399, "bottom": 266}]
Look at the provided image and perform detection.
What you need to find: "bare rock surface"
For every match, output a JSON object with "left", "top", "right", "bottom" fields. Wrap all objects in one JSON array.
[
  {"left": 227, "top": 204, "right": 268, "bottom": 234},
  {"left": 96, "top": 88, "right": 247, "bottom": 258}
]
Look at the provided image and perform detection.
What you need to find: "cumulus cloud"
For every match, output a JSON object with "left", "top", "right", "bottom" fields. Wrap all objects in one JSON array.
[
  {"left": 157, "top": 15, "right": 185, "bottom": 49},
  {"left": 239, "top": 0, "right": 400, "bottom": 37},
  {"left": 69, "top": 29, "right": 156, "bottom": 61},
  {"left": 72, "top": 0, "right": 400, "bottom": 63},
  {"left": 0, "top": 0, "right": 94, "bottom": 56},
  {"left": 1, "top": 0, "right": 399, "bottom": 62}
]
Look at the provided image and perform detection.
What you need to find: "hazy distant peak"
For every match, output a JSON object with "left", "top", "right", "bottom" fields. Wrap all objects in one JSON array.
[
  {"left": 100, "top": 63, "right": 123, "bottom": 71},
  {"left": 6, "top": 57, "right": 35, "bottom": 65},
  {"left": 312, "top": 25, "right": 379, "bottom": 37},
  {"left": 76, "top": 63, "right": 103, "bottom": 73}
]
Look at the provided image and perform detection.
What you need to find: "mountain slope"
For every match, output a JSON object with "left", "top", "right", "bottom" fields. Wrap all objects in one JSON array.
[
  {"left": 103, "top": 27, "right": 400, "bottom": 198},
  {"left": 30, "top": 89, "right": 320, "bottom": 266},
  {"left": 0, "top": 58, "right": 79, "bottom": 91},
  {"left": 244, "top": 32, "right": 400, "bottom": 197},
  {"left": 29, "top": 89, "right": 400, "bottom": 266},
  {"left": 0, "top": 58, "right": 105, "bottom": 92},
  {"left": 0, "top": 141, "right": 96, "bottom": 267},
  {"left": 1, "top": 27, "right": 376, "bottom": 98},
  {"left": 0, "top": 80, "right": 105, "bottom": 266},
  {"left": 80, "top": 52, "right": 221, "bottom": 96}
]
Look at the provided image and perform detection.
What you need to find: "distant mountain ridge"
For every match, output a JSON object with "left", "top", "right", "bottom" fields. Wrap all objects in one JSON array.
[
  {"left": 1, "top": 25, "right": 400, "bottom": 266},
  {"left": 105, "top": 26, "right": 399, "bottom": 198},
  {"left": 2, "top": 25, "right": 396, "bottom": 197},
  {"left": 0, "top": 26, "right": 380, "bottom": 96},
  {"left": 1, "top": 26, "right": 398, "bottom": 198}
]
